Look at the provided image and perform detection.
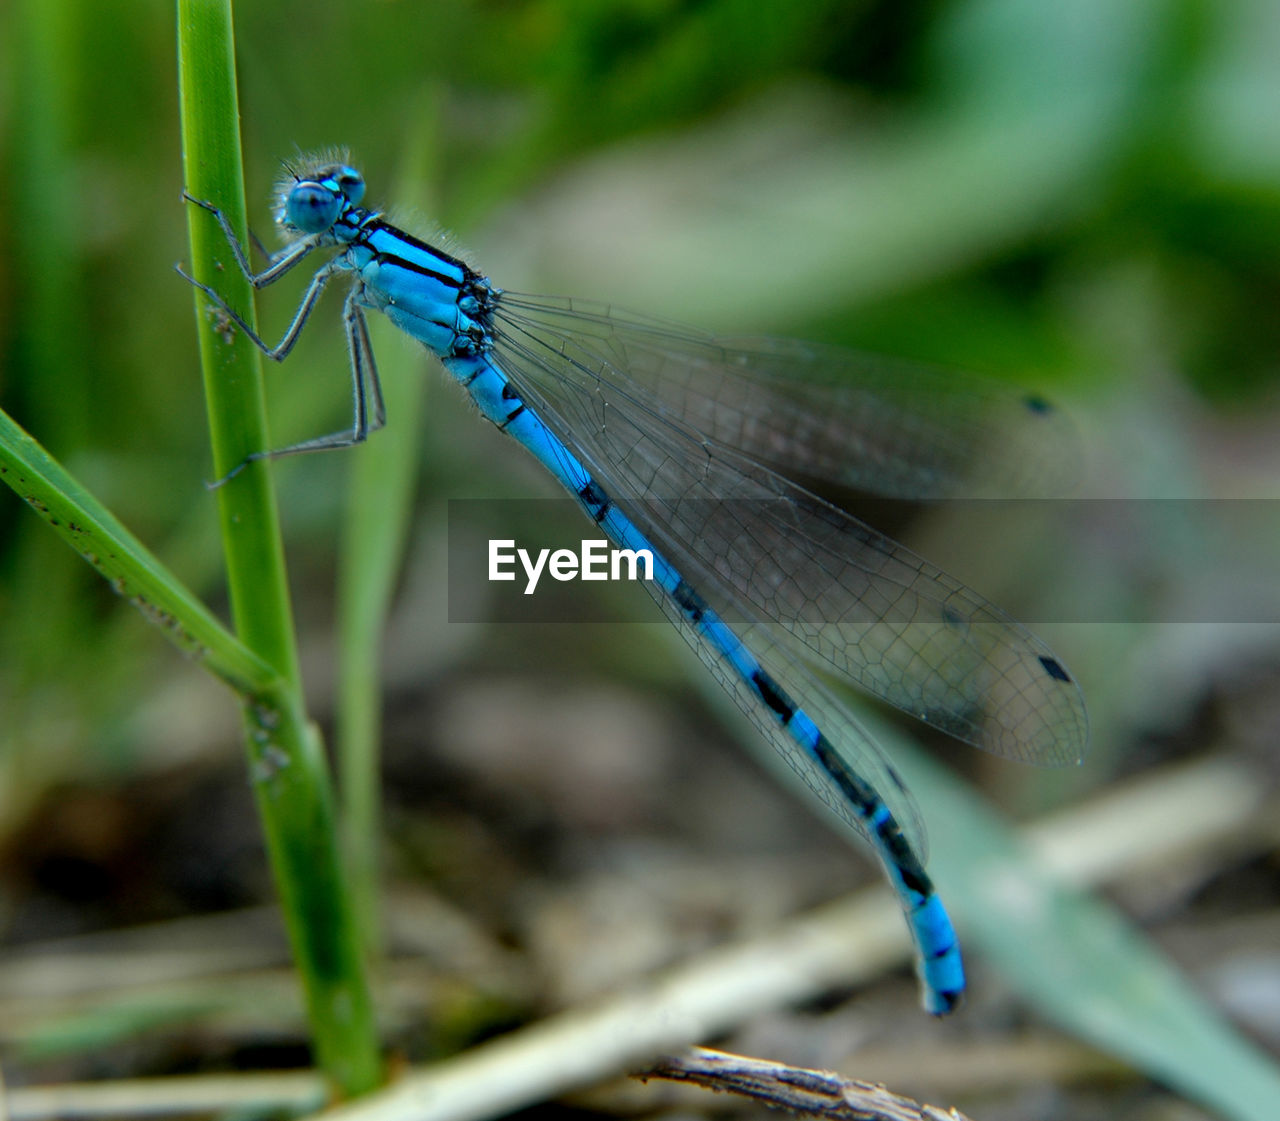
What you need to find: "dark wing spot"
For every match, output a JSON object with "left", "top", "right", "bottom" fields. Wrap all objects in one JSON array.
[{"left": 1038, "top": 655, "right": 1071, "bottom": 683}]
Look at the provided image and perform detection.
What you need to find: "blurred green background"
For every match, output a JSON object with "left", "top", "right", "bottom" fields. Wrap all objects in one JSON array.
[{"left": 2, "top": 0, "right": 1279, "bottom": 1113}]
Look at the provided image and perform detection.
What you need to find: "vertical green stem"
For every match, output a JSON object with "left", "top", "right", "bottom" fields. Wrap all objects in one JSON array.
[
  {"left": 336, "top": 322, "right": 425, "bottom": 955},
  {"left": 336, "top": 113, "right": 437, "bottom": 957},
  {"left": 175, "top": 0, "right": 381, "bottom": 1095},
  {"left": 9, "top": 0, "right": 92, "bottom": 719}
]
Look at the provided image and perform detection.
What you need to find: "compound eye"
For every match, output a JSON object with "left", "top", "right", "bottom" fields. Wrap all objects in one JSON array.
[
  {"left": 335, "top": 168, "right": 365, "bottom": 205},
  {"left": 286, "top": 182, "right": 341, "bottom": 233}
]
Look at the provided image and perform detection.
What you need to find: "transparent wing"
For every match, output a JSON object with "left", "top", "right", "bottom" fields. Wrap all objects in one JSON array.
[
  {"left": 657, "top": 602, "right": 931, "bottom": 860},
  {"left": 497, "top": 293, "right": 1079, "bottom": 500},
  {"left": 489, "top": 295, "right": 1089, "bottom": 768}
]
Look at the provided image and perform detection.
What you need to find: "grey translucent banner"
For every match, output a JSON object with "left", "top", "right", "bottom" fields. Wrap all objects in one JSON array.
[{"left": 446, "top": 498, "right": 1280, "bottom": 625}]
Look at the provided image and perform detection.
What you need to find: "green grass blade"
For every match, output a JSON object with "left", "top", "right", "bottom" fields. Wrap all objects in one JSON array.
[
  {"left": 336, "top": 317, "right": 426, "bottom": 955},
  {"left": 695, "top": 649, "right": 1280, "bottom": 1119},
  {"left": 7, "top": 0, "right": 100, "bottom": 724},
  {"left": 176, "top": 0, "right": 381, "bottom": 1094},
  {"left": 175, "top": 0, "right": 298, "bottom": 683},
  {"left": 891, "top": 727, "right": 1280, "bottom": 1121},
  {"left": 0, "top": 407, "right": 272, "bottom": 694},
  {"left": 335, "top": 114, "right": 437, "bottom": 956},
  {"left": 0, "top": 409, "right": 377, "bottom": 1097}
]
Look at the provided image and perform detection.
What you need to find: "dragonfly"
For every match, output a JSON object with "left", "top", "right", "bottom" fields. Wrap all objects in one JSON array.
[{"left": 180, "top": 151, "right": 1089, "bottom": 1015}]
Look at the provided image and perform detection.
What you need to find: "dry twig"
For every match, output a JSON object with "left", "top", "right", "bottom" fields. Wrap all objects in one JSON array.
[{"left": 639, "top": 1047, "right": 971, "bottom": 1121}]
